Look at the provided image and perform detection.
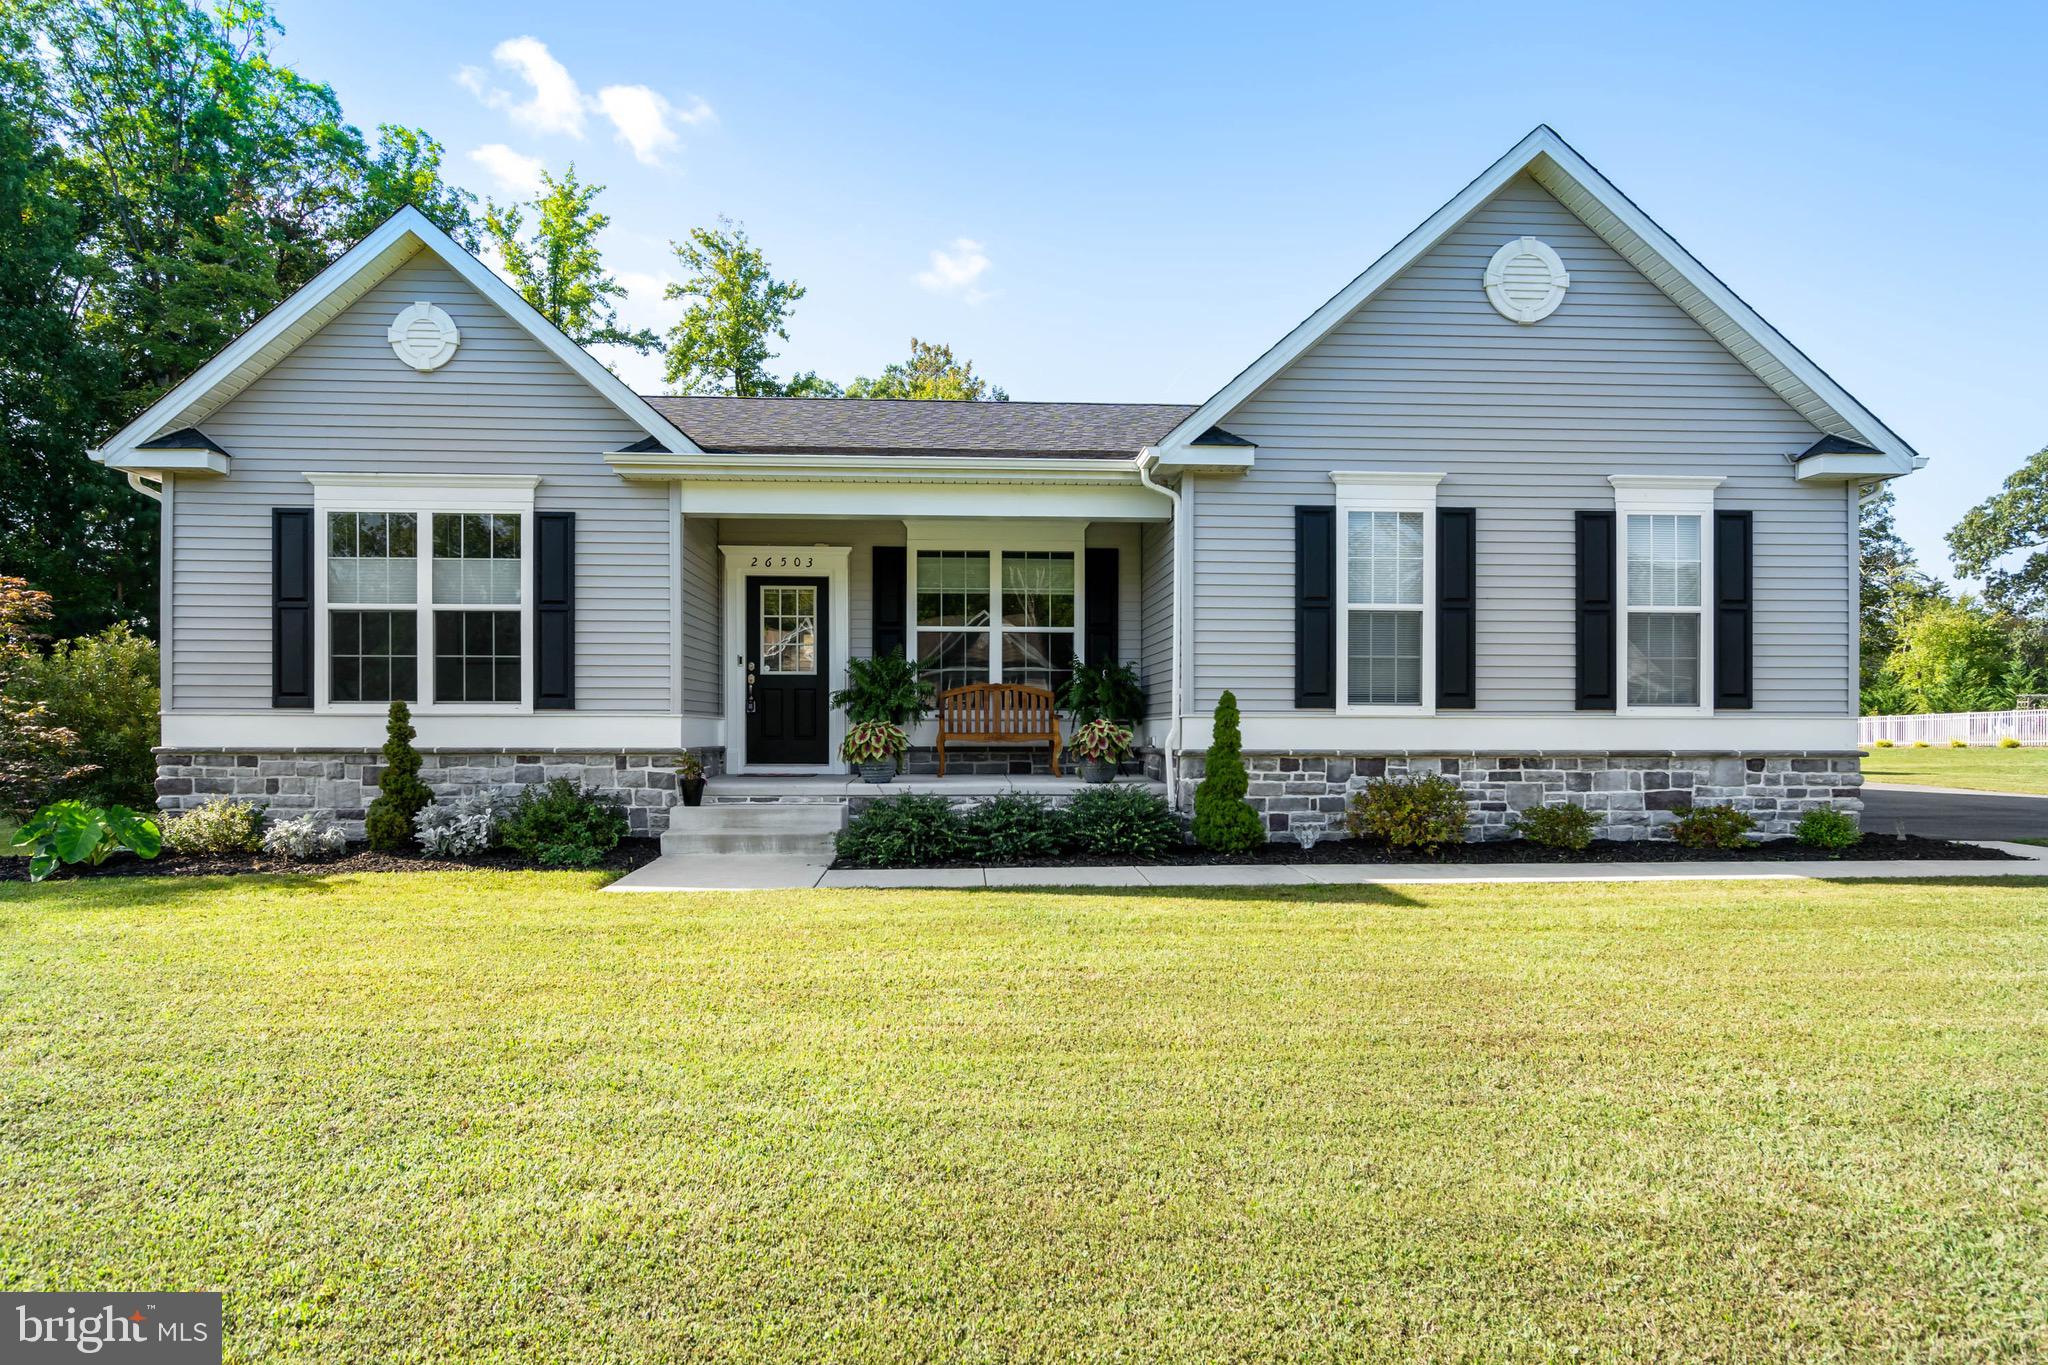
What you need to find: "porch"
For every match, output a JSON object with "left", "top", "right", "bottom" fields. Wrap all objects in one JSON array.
[{"left": 697, "top": 772, "right": 1170, "bottom": 804}]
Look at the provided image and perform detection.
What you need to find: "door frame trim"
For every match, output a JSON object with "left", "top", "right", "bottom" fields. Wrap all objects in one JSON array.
[{"left": 719, "top": 545, "right": 851, "bottom": 774}]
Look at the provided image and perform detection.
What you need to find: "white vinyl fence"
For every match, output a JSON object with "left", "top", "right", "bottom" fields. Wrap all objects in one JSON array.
[{"left": 1859, "top": 709, "right": 2048, "bottom": 746}]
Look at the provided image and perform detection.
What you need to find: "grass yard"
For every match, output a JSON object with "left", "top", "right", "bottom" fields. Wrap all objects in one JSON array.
[
  {"left": 1860, "top": 742, "right": 2048, "bottom": 794},
  {"left": 3, "top": 874, "right": 2045, "bottom": 1362}
]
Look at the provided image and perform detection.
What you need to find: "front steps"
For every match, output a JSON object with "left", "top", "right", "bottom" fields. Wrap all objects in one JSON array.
[{"left": 659, "top": 802, "right": 845, "bottom": 858}]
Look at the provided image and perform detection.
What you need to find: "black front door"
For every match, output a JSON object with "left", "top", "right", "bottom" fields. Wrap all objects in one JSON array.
[{"left": 745, "top": 577, "right": 830, "bottom": 766}]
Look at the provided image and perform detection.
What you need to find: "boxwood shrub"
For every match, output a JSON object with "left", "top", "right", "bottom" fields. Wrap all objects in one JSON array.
[
  {"left": 836, "top": 794, "right": 968, "bottom": 868},
  {"left": 1063, "top": 786, "right": 1180, "bottom": 859},
  {"left": 962, "top": 793, "right": 1069, "bottom": 863}
]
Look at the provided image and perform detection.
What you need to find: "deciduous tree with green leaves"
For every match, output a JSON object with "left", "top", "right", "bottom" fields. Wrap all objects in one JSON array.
[
  {"left": 1948, "top": 445, "right": 2048, "bottom": 619},
  {"left": 662, "top": 219, "right": 808, "bottom": 395},
  {"left": 846, "top": 338, "right": 1009, "bottom": 401},
  {"left": 482, "top": 166, "right": 654, "bottom": 353},
  {"left": 1858, "top": 484, "right": 1945, "bottom": 698}
]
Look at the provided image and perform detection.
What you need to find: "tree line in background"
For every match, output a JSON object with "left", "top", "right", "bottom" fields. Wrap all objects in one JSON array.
[
  {"left": 1860, "top": 445, "right": 2048, "bottom": 715},
  {"left": 2, "top": 0, "right": 1005, "bottom": 647}
]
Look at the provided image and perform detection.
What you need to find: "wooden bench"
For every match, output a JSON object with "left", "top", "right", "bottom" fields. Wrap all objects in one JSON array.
[{"left": 935, "top": 683, "right": 1062, "bottom": 777}]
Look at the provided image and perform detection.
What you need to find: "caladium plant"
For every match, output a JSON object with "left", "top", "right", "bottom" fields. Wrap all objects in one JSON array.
[{"left": 16, "top": 800, "right": 161, "bottom": 882}]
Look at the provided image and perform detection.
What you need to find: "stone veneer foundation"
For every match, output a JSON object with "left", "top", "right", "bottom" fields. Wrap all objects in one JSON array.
[
  {"left": 1172, "top": 751, "right": 1863, "bottom": 842},
  {"left": 154, "top": 747, "right": 726, "bottom": 839}
]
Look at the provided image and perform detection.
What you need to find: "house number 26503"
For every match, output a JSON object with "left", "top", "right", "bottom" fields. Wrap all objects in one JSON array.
[{"left": 748, "top": 554, "right": 816, "bottom": 569}]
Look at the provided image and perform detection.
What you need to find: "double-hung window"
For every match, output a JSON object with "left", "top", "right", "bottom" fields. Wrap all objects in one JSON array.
[
  {"left": 1610, "top": 476, "right": 1722, "bottom": 714},
  {"left": 1332, "top": 472, "right": 1443, "bottom": 713},
  {"left": 308, "top": 474, "right": 538, "bottom": 713},
  {"left": 911, "top": 539, "right": 1079, "bottom": 696}
]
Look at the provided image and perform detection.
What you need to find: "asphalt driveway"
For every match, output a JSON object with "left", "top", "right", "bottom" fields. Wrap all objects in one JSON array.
[{"left": 1860, "top": 785, "right": 2048, "bottom": 842}]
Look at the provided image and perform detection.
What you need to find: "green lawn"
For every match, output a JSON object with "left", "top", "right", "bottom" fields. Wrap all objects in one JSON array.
[
  {"left": 4, "top": 873, "right": 2046, "bottom": 1362},
  {"left": 1860, "top": 743, "right": 2048, "bottom": 795}
]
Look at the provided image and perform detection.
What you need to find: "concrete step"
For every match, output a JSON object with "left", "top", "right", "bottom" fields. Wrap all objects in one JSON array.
[{"left": 660, "top": 802, "right": 844, "bottom": 858}]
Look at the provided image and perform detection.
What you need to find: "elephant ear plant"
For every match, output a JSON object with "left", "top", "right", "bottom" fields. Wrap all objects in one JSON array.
[{"left": 17, "top": 800, "right": 161, "bottom": 881}]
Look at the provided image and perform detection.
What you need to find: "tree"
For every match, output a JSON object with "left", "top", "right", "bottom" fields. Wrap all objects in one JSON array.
[
  {"left": 0, "top": 578, "right": 89, "bottom": 814},
  {"left": 1191, "top": 689, "right": 1265, "bottom": 853},
  {"left": 1858, "top": 484, "right": 1944, "bottom": 695},
  {"left": 662, "top": 219, "right": 808, "bottom": 395},
  {"left": 1948, "top": 445, "right": 2048, "bottom": 619},
  {"left": 16, "top": 624, "right": 159, "bottom": 808},
  {"left": 364, "top": 700, "right": 433, "bottom": 851},
  {"left": 845, "top": 338, "right": 1008, "bottom": 401},
  {"left": 482, "top": 166, "right": 654, "bottom": 353},
  {"left": 1883, "top": 597, "right": 2023, "bottom": 714},
  {"left": 343, "top": 125, "right": 477, "bottom": 249}
]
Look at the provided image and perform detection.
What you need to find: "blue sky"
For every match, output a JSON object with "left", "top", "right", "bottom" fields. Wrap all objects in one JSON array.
[{"left": 277, "top": 0, "right": 2046, "bottom": 582}]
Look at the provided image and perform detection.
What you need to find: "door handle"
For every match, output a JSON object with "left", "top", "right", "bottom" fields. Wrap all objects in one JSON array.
[{"left": 745, "top": 662, "right": 758, "bottom": 714}]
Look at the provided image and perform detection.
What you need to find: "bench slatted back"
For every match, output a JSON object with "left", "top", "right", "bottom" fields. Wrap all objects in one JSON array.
[{"left": 938, "top": 683, "right": 1058, "bottom": 742}]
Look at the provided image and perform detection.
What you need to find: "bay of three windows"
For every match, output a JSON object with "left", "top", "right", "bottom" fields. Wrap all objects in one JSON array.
[{"left": 327, "top": 510, "right": 522, "bottom": 705}]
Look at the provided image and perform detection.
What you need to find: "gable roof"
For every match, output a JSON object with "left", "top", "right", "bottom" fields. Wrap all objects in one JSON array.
[
  {"left": 1150, "top": 126, "right": 1921, "bottom": 479},
  {"left": 90, "top": 206, "right": 703, "bottom": 469},
  {"left": 642, "top": 396, "right": 1192, "bottom": 458}
]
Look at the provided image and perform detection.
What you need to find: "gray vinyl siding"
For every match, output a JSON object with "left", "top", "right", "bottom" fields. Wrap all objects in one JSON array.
[
  {"left": 717, "top": 519, "right": 905, "bottom": 663},
  {"left": 171, "top": 251, "right": 673, "bottom": 711},
  {"left": 1140, "top": 520, "right": 1174, "bottom": 719},
  {"left": 1190, "top": 172, "right": 1849, "bottom": 715},
  {"left": 681, "top": 515, "right": 721, "bottom": 715}
]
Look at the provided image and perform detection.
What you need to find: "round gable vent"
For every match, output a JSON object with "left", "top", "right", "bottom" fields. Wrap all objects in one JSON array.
[
  {"left": 1483, "top": 237, "right": 1570, "bottom": 324},
  {"left": 387, "top": 301, "right": 461, "bottom": 371}
]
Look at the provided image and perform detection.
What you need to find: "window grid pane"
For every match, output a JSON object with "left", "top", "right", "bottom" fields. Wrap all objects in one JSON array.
[
  {"left": 1000, "top": 551, "right": 1075, "bottom": 628},
  {"left": 327, "top": 511, "right": 418, "bottom": 605},
  {"left": 432, "top": 512, "right": 522, "bottom": 605},
  {"left": 915, "top": 551, "right": 990, "bottom": 628},
  {"left": 433, "top": 609, "right": 521, "bottom": 703},
  {"left": 1347, "top": 510, "right": 1424, "bottom": 606},
  {"left": 1627, "top": 612, "right": 1699, "bottom": 706},
  {"left": 330, "top": 609, "right": 417, "bottom": 704},
  {"left": 1001, "top": 630, "right": 1075, "bottom": 695},
  {"left": 918, "top": 628, "right": 989, "bottom": 696},
  {"left": 1626, "top": 514, "right": 1700, "bottom": 608},
  {"left": 758, "top": 586, "right": 818, "bottom": 675},
  {"left": 1346, "top": 609, "right": 1422, "bottom": 706}
]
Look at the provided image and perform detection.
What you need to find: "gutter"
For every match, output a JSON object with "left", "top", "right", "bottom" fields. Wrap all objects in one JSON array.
[{"left": 1136, "top": 447, "right": 1183, "bottom": 806}]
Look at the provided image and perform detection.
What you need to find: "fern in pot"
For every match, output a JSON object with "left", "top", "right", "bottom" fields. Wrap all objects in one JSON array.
[
  {"left": 1069, "top": 719, "right": 1133, "bottom": 784},
  {"left": 831, "top": 650, "right": 933, "bottom": 777},
  {"left": 842, "top": 721, "right": 910, "bottom": 784}
]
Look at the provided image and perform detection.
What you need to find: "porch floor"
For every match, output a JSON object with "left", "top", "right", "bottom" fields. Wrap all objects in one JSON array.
[{"left": 707, "top": 773, "right": 1169, "bottom": 801}]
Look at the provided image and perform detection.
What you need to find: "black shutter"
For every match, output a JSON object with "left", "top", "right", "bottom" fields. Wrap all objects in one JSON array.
[
  {"left": 1294, "top": 506, "right": 1336, "bottom": 708},
  {"left": 1714, "top": 510, "right": 1754, "bottom": 710},
  {"left": 1575, "top": 511, "right": 1616, "bottom": 711},
  {"left": 1084, "top": 546, "right": 1119, "bottom": 667},
  {"left": 534, "top": 511, "right": 575, "bottom": 709},
  {"left": 271, "top": 507, "right": 314, "bottom": 709},
  {"left": 872, "top": 545, "right": 907, "bottom": 659},
  {"left": 1436, "top": 508, "right": 1476, "bottom": 709}
]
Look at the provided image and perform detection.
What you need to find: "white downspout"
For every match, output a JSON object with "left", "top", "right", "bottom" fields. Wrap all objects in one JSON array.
[
  {"left": 124, "top": 470, "right": 164, "bottom": 501},
  {"left": 1137, "top": 448, "right": 1183, "bottom": 807}
]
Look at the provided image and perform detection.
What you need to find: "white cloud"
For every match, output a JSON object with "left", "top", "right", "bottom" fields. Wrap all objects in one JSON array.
[
  {"left": 916, "top": 238, "right": 994, "bottom": 303},
  {"left": 458, "top": 38, "right": 714, "bottom": 168},
  {"left": 468, "top": 143, "right": 547, "bottom": 196}
]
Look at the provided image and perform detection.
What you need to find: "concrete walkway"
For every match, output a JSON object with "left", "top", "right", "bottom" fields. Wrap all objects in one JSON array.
[
  {"left": 606, "top": 842, "right": 2048, "bottom": 892},
  {"left": 1861, "top": 785, "right": 2048, "bottom": 842}
]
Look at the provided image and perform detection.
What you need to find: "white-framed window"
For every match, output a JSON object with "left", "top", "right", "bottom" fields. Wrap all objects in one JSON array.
[
  {"left": 1331, "top": 471, "right": 1444, "bottom": 714},
  {"left": 1610, "top": 475, "right": 1723, "bottom": 715},
  {"left": 906, "top": 523, "right": 1083, "bottom": 697},
  {"left": 306, "top": 474, "right": 539, "bottom": 714}
]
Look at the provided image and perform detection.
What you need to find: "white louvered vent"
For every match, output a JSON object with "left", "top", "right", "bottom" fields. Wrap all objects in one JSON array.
[
  {"left": 1483, "top": 237, "right": 1570, "bottom": 324},
  {"left": 387, "top": 301, "right": 461, "bottom": 371}
]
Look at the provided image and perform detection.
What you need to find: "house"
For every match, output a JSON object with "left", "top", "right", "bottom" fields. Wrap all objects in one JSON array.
[{"left": 93, "top": 126, "right": 1916, "bottom": 843}]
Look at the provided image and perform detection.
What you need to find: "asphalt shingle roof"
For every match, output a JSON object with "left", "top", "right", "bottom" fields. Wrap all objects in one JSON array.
[{"left": 639, "top": 396, "right": 1197, "bottom": 458}]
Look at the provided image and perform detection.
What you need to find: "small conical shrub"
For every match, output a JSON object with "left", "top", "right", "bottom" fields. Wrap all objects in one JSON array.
[
  {"left": 365, "top": 700, "right": 434, "bottom": 851},
  {"left": 1192, "top": 689, "right": 1265, "bottom": 853}
]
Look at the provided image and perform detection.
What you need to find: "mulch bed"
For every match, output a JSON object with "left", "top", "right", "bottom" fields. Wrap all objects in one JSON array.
[
  {"left": 0, "top": 838, "right": 665, "bottom": 883},
  {"left": 834, "top": 834, "right": 2016, "bottom": 872}
]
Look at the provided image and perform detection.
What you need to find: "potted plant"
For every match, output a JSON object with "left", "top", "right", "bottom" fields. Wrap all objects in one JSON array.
[
  {"left": 1060, "top": 659, "right": 1147, "bottom": 774},
  {"left": 672, "top": 751, "right": 707, "bottom": 807},
  {"left": 1069, "top": 718, "right": 1133, "bottom": 784},
  {"left": 831, "top": 650, "right": 935, "bottom": 727},
  {"left": 842, "top": 720, "right": 910, "bottom": 783}
]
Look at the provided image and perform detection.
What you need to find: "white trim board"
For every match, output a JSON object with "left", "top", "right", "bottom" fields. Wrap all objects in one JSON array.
[
  {"left": 91, "top": 206, "right": 703, "bottom": 469},
  {"left": 1150, "top": 125, "right": 1920, "bottom": 482},
  {"left": 162, "top": 712, "right": 722, "bottom": 750},
  {"left": 1178, "top": 712, "right": 1861, "bottom": 754},
  {"left": 719, "top": 545, "right": 853, "bottom": 775}
]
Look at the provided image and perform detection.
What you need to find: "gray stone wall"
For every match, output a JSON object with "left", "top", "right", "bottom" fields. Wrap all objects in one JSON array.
[
  {"left": 154, "top": 746, "right": 726, "bottom": 839},
  {"left": 1172, "top": 751, "right": 1863, "bottom": 842}
]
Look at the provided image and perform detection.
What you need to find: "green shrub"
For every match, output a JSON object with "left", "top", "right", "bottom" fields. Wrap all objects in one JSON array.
[
  {"left": 1949, "top": 738, "right": 1969, "bottom": 748},
  {"left": 498, "top": 780, "right": 629, "bottom": 868},
  {"left": 1346, "top": 774, "right": 1467, "bottom": 853},
  {"left": 164, "top": 797, "right": 264, "bottom": 855},
  {"left": 963, "top": 793, "right": 1068, "bottom": 862},
  {"left": 1911, "top": 740, "right": 1930, "bottom": 748},
  {"left": 16, "top": 624, "right": 159, "bottom": 809},
  {"left": 0, "top": 577, "right": 85, "bottom": 815},
  {"left": 1871, "top": 739, "right": 1894, "bottom": 748},
  {"left": 17, "top": 800, "right": 160, "bottom": 881},
  {"left": 1794, "top": 807, "right": 1862, "bottom": 850},
  {"left": 1063, "top": 786, "right": 1179, "bottom": 859},
  {"left": 2000, "top": 736, "right": 2023, "bottom": 749},
  {"left": 835, "top": 793, "right": 967, "bottom": 868},
  {"left": 1508, "top": 801, "right": 1600, "bottom": 852},
  {"left": 365, "top": 701, "right": 434, "bottom": 852},
  {"left": 1191, "top": 690, "right": 1264, "bottom": 853},
  {"left": 830, "top": 649, "right": 934, "bottom": 726},
  {"left": 1671, "top": 803, "right": 1756, "bottom": 850}
]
